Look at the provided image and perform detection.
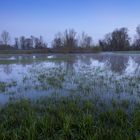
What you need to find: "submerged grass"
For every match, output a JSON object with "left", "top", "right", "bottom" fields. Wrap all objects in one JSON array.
[
  {"left": 0, "top": 96, "right": 140, "bottom": 140},
  {"left": 0, "top": 81, "right": 17, "bottom": 92}
]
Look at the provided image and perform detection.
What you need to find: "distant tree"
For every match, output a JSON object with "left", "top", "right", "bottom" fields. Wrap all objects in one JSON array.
[
  {"left": 111, "top": 28, "right": 130, "bottom": 51},
  {"left": 133, "top": 25, "right": 140, "bottom": 50},
  {"left": 39, "top": 36, "right": 46, "bottom": 48},
  {"left": 1, "top": 31, "right": 10, "bottom": 45},
  {"left": 31, "top": 36, "right": 35, "bottom": 48},
  {"left": 0, "top": 41, "right": 2, "bottom": 45},
  {"left": 24, "top": 38, "right": 33, "bottom": 49},
  {"left": 34, "top": 37, "right": 39, "bottom": 49},
  {"left": 80, "top": 32, "right": 93, "bottom": 48},
  {"left": 14, "top": 38, "right": 19, "bottom": 49},
  {"left": 99, "top": 28, "right": 130, "bottom": 51},
  {"left": 63, "top": 29, "right": 77, "bottom": 52},
  {"left": 136, "top": 25, "right": 140, "bottom": 38},
  {"left": 34, "top": 36, "right": 46, "bottom": 49},
  {"left": 52, "top": 33, "right": 63, "bottom": 49},
  {"left": 99, "top": 33, "right": 112, "bottom": 51},
  {"left": 20, "top": 36, "right": 25, "bottom": 50}
]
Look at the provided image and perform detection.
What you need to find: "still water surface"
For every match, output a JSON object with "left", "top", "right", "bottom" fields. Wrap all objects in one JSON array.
[{"left": 0, "top": 53, "right": 140, "bottom": 104}]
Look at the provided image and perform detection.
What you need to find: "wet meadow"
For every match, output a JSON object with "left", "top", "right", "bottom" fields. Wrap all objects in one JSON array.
[{"left": 0, "top": 53, "right": 140, "bottom": 139}]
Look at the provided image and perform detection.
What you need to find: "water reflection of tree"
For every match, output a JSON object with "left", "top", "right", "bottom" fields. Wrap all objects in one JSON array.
[
  {"left": 3, "top": 65, "right": 12, "bottom": 75},
  {"left": 15, "top": 55, "right": 38, "bottom": 66},
  {"left": 133, "top": 56, "right": 140, "bottom": 66},
  {"left": 51, "top": 54, "right": 129, "bottom": 74},
  {"left": 127, "top": 56, "right": 140, "bottom": 75},
  {"left": 85, "top": 54, "right": 129, "bottom": 74},
  {"left": 108, "top": 55, "right": 128, "bottom": 74},
  {"left": 65, "top": 57, "right": 76, "bottom": 74},
  {"left": 52, "top": 54, "right": 77, "bottom": 74},
  {"left": 77, "top": 55, "right": 92, "bottom": 66},
  {"left": 64, "top": 55, "right": 94, "bottom": 74},
  {"left": 1, "top": 54, "right": 140, "bottom": 76}
]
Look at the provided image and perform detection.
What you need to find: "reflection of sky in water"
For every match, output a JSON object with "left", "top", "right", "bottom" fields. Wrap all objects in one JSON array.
[
  {"left": 0, "top": 53, "right": 140, "bottom": 104},
  {"left": 0, "top": 64, "right": 30, "bottom": 82},
  {"left": 0, "top": 53, "right": 140, "bottom": 82},
  {"left": 125, "top": 57, "right": 140, "bottom": 76},
  {"left": 0, "top": 62, "right": 57, "bottom": 82}
]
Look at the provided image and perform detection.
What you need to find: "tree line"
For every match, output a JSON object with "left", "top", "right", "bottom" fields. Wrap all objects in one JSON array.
[
  {"left": 1, "top": 25, "right": 140, "bottom": 52},
  {"left": 99, "top": 25, "right": 140, "bottom": 51},
  {"left": 0, "top": 32, "right": 47, "bottom": 50}
]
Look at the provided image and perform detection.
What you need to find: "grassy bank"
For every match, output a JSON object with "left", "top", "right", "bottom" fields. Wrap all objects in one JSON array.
[
  {"left": 0, "top": 47, "right": 101, "bottom": 54},
  {"left": 114, "top": 51, "right": 140, "bottom": 54},
  {"left": 0, "top": 49, "right": 140, "bottom": 55},
  {"left": 0, "top": 49, "right": 48, "bottom": 54},
  {"left": 0, "top": 96, "right": 140, "bottom": 140}
]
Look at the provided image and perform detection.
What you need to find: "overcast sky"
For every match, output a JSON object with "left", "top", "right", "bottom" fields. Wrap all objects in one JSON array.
[{"left": 0, "top": 0, "right": 140, "bottom": 45}]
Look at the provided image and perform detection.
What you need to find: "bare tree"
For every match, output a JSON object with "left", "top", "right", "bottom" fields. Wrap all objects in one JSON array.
[
  {"left": 14, "top": 38, "right": 19, "bottom": 49},
  {"left": 52, "top": 32, "right": 63, "bottom": 49},
  {"left": 80, "top": 32, "right": 93, "bottom": 48},
  {"left": 20, "top": 36, "right": 25, "bottom": 50},
  {"left": 99, "top": 33, "right": 112, "bottom": 51},
  {"left": 133, "top": 25, "right": 140, "bottom": 50},
  {"left": 34, "top": 36, "right": 46, "bottom": 49},
  {"left": 63, "top": 29, "right": 77, "bottom": 51},
  {"left": 1, "top": 31, "right": 10, "bottom": 45},
  {"left": 136, "top": 24, "right": 140, "bottom": 38}
]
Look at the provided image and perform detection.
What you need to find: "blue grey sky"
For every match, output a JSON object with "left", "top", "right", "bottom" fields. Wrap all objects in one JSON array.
[{"left": 0, "top": 0, "right": 140, "bottom": 44}]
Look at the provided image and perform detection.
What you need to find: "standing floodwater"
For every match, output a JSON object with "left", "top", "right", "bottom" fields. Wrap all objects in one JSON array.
[{"left": 0, "top": 53, "right": 140, "bottom": 105}]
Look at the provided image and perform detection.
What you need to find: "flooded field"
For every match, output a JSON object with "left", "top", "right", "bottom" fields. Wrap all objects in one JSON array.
[
  {"left": 0, "top": 53, "right": 140, "bottom": 139},
  {"left": 0, "top": 53, "right": 140, "bottom": 105}
]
